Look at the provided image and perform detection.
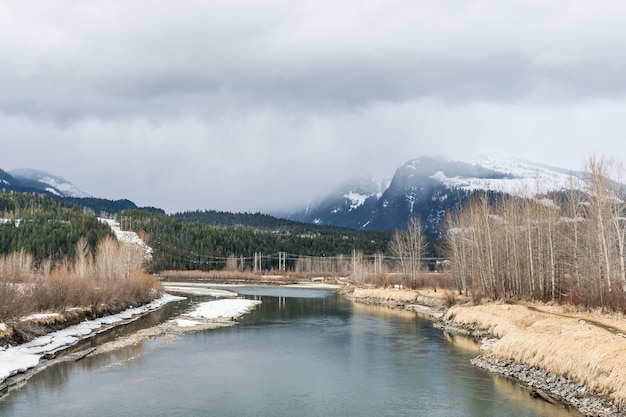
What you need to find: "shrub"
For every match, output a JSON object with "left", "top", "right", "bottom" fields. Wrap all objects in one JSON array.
[
  {"left": 0, "top": 283, "right": 33, "bottom": 322},
  {"left": 0, "top": 236, "right": 162, "bottom": 324}
]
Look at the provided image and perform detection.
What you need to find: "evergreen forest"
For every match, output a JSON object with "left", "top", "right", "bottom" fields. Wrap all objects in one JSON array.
[
  {"left": 0, "top": 193, "right": 114, "bottom": 261},
  {"left": 125, "top": 209, "right": 393, "bottom": 272}
]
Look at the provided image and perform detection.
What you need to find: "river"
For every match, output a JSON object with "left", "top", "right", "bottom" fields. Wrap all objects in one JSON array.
[{"left": 0, "top": 286, "right": 580, "bottom": 417}]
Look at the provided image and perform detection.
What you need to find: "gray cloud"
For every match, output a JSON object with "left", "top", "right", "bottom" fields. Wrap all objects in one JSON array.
[{"left": 2, "top": 1, "right": 626, "bottom": 213}]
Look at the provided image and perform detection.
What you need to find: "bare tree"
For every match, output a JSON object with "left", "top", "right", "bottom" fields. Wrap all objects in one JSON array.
[
  {"left": 445, "top": 210, "right": 470, "bottom": 295},
  {"left": 118, "top": 242, "right": 146, "bottom": 278},
  {"left": 584, "top": 155, "right": 626, "bottom": 297},
  {"left": 74, "top": 237, "right": 92, "bottom": 279},
  {"left": 351, "top": 250, "right": 365, "bottom": 284},
  {"left": 95, "top": 236, "right": 120, "bottom": 280},
  {"left": 390, "top": 217, "right": 428, "bottom": 285},
  {"left": 442, "top": 155, "right": 626, "bottom": 309},
  {"left": 225, "top": 255, "right": 237, "bottom": 271}
]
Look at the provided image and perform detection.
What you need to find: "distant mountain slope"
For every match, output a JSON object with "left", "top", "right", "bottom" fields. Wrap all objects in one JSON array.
[
  {"left": 284, "top": 156, "right": 587, "bottom": 235},
  {"left": 1, "top": 167, "right": 163, "bottom": 216},
  {"left": 0, "top": 169, "right": 13, "bottom": 185},
  {"left": 293, "top": 177, "right": 387, "bottom": 230},
  {"left": 9, "top": 168, "right": 91, "bottom": 198},
  {"left": 64, "top": 197, "right": 165, "bottom": 216}
]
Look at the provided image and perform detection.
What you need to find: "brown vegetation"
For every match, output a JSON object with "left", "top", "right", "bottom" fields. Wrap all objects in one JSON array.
[
  {"left": 0, "top": 236, "right": 161, "bottom": 344},
  {"left": 158, "top": 269, "right": 293, "bottom": 283}
]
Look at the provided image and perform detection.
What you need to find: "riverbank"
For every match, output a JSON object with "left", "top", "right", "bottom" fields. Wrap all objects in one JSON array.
[
  {"left": 0, "top": 294, "right": 190, "bottom": 392},
  {"left": 345, "top": 286, "right": 626, "bottom": 417},
  {"left": 341, "top": 286, "right": 462, "bottom": 320},
  {"left": 0, "top": 291, "right": 261, "bottom": 396}
]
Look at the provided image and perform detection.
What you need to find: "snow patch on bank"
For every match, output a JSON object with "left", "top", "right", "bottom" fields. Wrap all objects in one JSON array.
[
  {"left": 182, "top": 299, "right": 261, "bottom": 322},
  {"left": 163, "top": 284, "right": 237, "bottom": 298},
  {"left": 20, "top": 313, "right": 61, "bottom": 322},
  {"left": 0, "top": 293, "right": 184, "bottom": 384},
  {"left": 172, "top": 319, "right": 202, "bottom": 327}
]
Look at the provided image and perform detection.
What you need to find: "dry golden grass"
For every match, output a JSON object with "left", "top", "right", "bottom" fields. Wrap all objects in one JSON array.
[
  {"left": 446, "top": 302, "right": 626, "bottom": 404},
  {"left": 20, "top": 313, "right": 64, "bottom": 326},
  {"left": 0, "top": 326, "right": 12, "bottom": 341},
  {"left": 351, "top": 287, "right": 469, "bottom": 308},
  {"left": 352, "top": 288, "right": 419, "bottom": 303}
]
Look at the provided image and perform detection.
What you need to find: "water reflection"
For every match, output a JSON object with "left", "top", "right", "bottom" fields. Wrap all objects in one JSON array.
[
  {"left": 81, "top": 342, "right": 147, "bottom": 372},
  {"left": 63, "top": 297, "right": 194, "bottom": 356},
  {"left": 351, "top": 301, "right": 420, "bottom": 320},
  {"left": 443, "top": 331, "right": 482, "bottom": 353}
]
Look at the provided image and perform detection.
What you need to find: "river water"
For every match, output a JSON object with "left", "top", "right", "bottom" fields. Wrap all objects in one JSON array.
[{"left": 0, "top": 287, "right": 579, "bottom": 417}]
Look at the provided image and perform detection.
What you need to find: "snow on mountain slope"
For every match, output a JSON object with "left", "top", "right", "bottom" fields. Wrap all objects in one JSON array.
[
  {"left": 433, "top": 156, "right": 587, "bottom": 196},
  {"left": 341, "top": 177, "right": 389, "bottom": 212},
  {"left": 9, "top": 168, "right": 91, "bottom": 198},
  {"left": 284, "top": 155, "right": 591, "bottom": 234},
  {"left": 99, "top": 218, "right": 153, "bottom": 259},
  {"left": 344, "top": 192, "right": 369, "bottom": 211}
]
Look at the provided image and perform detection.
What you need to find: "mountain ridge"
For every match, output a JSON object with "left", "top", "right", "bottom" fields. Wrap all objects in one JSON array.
[
  {"left": 1, "top": 156, "right": 589, "bottom": 234},
  {"left": 282, "top": 155, "right": 588, "bottom": 235},
  {"left": 5, "top": 168, "right": 90, "bottom": 198},
  {"left": 0, "top": 167, "right": 164, "bottom": 216}
]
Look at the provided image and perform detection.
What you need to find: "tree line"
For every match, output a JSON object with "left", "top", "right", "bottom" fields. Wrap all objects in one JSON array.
[
  {"left": 445, "top": 156, "right": 626, "bottom": 311},
  {"left": 0, "top": 193, "right": 396, "bottom": 273},
  {"left": 122, "top": 210, "right": 393, "bottom": 272}
]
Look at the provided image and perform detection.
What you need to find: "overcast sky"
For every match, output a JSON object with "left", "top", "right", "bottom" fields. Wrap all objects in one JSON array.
[{"left": 2, "top": 1, "right": 626, "bottom": 213}]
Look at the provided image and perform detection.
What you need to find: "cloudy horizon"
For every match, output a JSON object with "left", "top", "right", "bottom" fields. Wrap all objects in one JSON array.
[{"left": 2, "top": 1, "right": 626, "bottom": 213}]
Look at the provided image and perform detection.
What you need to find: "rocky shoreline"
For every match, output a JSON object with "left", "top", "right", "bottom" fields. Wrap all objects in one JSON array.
[
  {"left": 470, "top": 355, "right": 623, "bottom": 417},
  {"left": 346, "top": 289, "right": 625, "bottom": 417},
  {"left": 439, "top": 319, "right": 626, "bottom": 417}
]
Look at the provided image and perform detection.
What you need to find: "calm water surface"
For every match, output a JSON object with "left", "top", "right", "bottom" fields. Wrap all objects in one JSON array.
[{"left": 0, "top": 287, "right": 579, "bottom": 417}]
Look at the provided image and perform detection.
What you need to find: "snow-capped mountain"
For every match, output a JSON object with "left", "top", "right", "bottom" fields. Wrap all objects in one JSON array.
[
  {"left": 435, "top": 156, "right": 586, "bottom": 197},
  {"left": 294, "top": 177, "right": 389, "bottom": 229},
  {"left": 0, "top": 166, "right": 163, "bottom": 216},
  {"left": 9, "top": 168, "right": 91, "bottom": 198},
  {"left": 0, "top": 169, "right": 13, "bottom": 186},
  {"left": 286, "top": 156, "right": 586, "bottom": 235}
]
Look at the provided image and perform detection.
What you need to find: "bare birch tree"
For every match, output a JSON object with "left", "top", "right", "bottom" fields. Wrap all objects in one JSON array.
[
  {"left": 390, "top": 217, "right": 428, "bottom": 285},
  {"left": 118, "top": 242, "right": 146, "bottom": 278},
  {"left": 95, "top": 236, "right": 119, "bottom": 280},
  {"left": 74, "top": 237, "right": 91, "bottom": 279}
]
